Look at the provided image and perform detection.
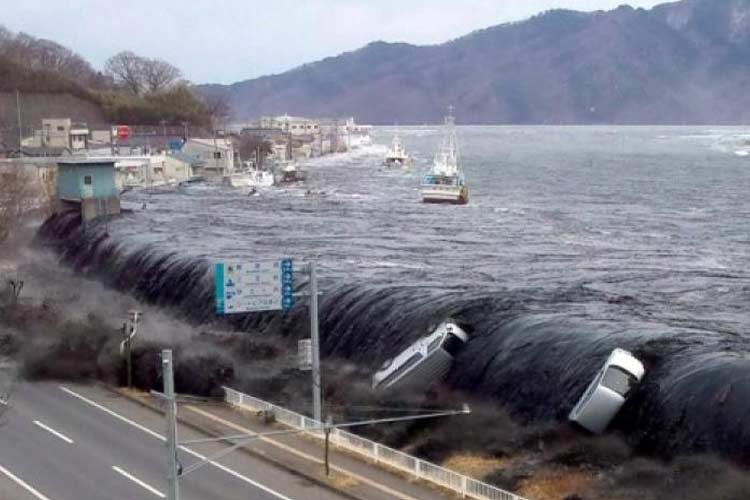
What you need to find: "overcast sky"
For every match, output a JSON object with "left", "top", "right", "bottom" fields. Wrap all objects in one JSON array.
[{"left": 3, "top": 0, "right": 666, "bottom": 84}]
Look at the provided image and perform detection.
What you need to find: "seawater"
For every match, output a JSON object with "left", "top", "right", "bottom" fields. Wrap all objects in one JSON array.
[{"left": 41, "top": 126, "right": 750, "bottom": 459}]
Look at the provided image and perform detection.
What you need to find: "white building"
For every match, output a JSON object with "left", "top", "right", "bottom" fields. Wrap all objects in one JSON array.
[
  {"left": 181, "top": 138, "right": 235, "bottom": 177},
  {"left": 258, "top": 115, "right": 320, "bottom": 136},
  {"left": 22, "top": 118, "right": 90, "bottom": 151}
]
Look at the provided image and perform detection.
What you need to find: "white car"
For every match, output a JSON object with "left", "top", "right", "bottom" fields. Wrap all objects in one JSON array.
[
  {"left": 568, "top": 348, "right": 645, "bottom": 434},
  {"left": 372, "top": 321, "right": 469, "bottom": 392}
]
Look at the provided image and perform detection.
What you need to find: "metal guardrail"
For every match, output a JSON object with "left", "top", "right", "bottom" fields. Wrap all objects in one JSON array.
[{"left": 223, "top": 387, "right": 525, "bottom": 500}]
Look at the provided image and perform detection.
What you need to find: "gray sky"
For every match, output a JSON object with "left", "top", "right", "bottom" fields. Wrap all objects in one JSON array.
[{"left": 3, "top": 0, "right": 666, "bottom": 84}]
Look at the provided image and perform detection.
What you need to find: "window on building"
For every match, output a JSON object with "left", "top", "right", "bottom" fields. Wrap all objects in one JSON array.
[
  {"left": 57, "top": 126, "right": 65, "bottom": 131},
  {"left": 213, "top": 152, "right": 222, "bottom": 159},
  {"left": 83, "top": 175, "right": 92, "bottom": 185}
]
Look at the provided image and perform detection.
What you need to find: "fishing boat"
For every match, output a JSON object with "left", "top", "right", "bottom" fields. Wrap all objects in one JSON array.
[
  {"left": 420, "top": 107, "right": 468, "bottom": 204},
  {"left": 384, "top": 134, "right": 412, "bottom": 167},
  {"left": 274, "top": 160, "right": 308, "bottom": 184},
  {"left": 223, "top": 162, "right": 275, "bottom": 188}
]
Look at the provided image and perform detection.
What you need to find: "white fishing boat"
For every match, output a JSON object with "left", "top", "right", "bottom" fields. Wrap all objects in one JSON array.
[
  {"left": 223, "top": 164, "right": 275, "bottom": 188},
  {"left": 384, "top": 134, "right": 412, "bottom": 167},
  {"left": 420, "top": 107, "right": 469, "bottom": 205},
  {"left": 372, "top": 321, "right": 469, "bottom": 392},
  {"left": 274, "top": 160, "right": 308, "bottom": 184}
]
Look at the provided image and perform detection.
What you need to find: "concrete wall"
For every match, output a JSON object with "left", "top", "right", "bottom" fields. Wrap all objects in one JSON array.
[{"left": 80, "top": 197, "right": 120, "bottom": 221}]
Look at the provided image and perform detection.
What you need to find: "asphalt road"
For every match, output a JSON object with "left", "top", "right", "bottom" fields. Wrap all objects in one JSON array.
[{"left": 0, "top": 382, "right": 351, "bottom": 500}]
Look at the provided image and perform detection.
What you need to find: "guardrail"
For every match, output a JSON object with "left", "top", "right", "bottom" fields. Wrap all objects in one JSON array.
[{"left": 223, "top": 386, "right": 525, "bottom": 500}]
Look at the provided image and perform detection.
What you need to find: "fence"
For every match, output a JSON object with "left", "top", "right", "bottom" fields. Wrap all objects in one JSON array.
[{"left": 223, "top": 387, "right": 525, "bottom": 500}]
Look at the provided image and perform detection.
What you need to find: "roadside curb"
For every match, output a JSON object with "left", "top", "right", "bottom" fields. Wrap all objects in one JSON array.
[{"left": 103, "top": 384, "right": 363, "bottom": 500}]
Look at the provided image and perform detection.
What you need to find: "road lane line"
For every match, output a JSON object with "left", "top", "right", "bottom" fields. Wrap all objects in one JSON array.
[
  {"left": 112, "top": 466, "right": 165, "bottom": 498},
  {"left": 59, "top": 386, "right": 293, "bottom": 500},
  {"left": 185, "top": 405, "right": 419, "bottom": 500},
  {"left": 0, "top": 463, "right": 52, "bottom": 500},
  {"left": 60, "top": 386, "right": 164, "bottom": 440},
  {"left": 33, "top": 420, "right": 74, "bottom": 444}
]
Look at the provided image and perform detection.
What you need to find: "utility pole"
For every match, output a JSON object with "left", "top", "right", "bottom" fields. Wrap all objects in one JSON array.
[
  {"left": 16, "top": 90, "right": 22, "bottom": 157},
  {"left": 120, "top": 310, "right": 141, "bottom": 389},
  {"left": 309, "top": 262, "right": 322, "bottom": 423},
  {"left": 162, "top": 350, "right": 180, "bottom": 500}
]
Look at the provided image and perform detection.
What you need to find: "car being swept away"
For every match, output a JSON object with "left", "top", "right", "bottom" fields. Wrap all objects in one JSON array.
[
  {"left": 372, "top": 321, "right": 469, "bottom": 393},
  {"left": 568, "top": 348, "right": 645, "bottom": 434}
]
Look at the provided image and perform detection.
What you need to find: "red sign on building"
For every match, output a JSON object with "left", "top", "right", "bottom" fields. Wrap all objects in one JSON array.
[{"left": 115, "top": 125, "right": 131, "bottom": 140}]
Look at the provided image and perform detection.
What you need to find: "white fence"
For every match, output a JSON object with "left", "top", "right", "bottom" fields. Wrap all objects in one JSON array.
[{"left": 223, "top": 387, "right": 525, "bottom": 500}]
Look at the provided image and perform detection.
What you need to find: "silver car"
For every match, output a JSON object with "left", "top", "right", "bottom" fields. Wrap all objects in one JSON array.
[
  {"left": 372, "top": 321, "right": 469, "bottom": 392},
  {"left": 568, "top": 348, "right": 645, "bottom": 434}
]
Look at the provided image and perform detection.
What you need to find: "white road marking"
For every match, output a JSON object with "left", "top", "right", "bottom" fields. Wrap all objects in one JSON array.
[
  {"left": 112, "top": 466, "right": 165, "bottom": 498},
  {"left": 0, "top": 463, "right": 52, "bottom": 500},
  {"left": 59, "top": 386, "right": 293, "bottom": 500},
  {"left": 33, "top": 420, "right": 74, "bottom": 444},
  {"left": 186, "top": 405, "right": 419, "bottom": 500}
]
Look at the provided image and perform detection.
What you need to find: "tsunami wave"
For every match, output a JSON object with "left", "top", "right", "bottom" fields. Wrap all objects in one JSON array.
[{"left": 37, "top": 210, "right": 750, "bottom": 463}]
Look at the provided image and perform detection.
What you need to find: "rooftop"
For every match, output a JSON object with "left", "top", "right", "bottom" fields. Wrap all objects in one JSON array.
[
  {"left": 186, "top": 137, "right": 234, "bottom": 150},
  {"left": 57, "top": 158, "right": 116, "bottom": 166}
]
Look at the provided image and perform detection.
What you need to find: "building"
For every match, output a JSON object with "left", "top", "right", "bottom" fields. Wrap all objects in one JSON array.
[
  {"left": 41, "top": 118, "right": 72, "bottom": 148},
  {"left": 22, "top": 118, "right": 91, "bottom": 151},
  {"left": 181, "top": 138, "right": 235, "bottom": 177},
  {"left": 258, "top": 115, "right": 320, "bottom": 136},
  {"left": 56, "top": 159, "right": 120, "bottom": 221},
  {"left": 69, "top": 124, "right": 90, "bottom": 151},
  {"left": 165, "top": 151, "right": 201, "bottom": 181}
]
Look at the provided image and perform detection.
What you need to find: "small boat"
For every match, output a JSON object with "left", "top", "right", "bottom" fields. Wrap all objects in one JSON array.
[
  {"left": 222, "top": 168, "right": 274, "bottom": 189},
  {"left": 274, "top": 161, "right": 308, "bottom": 184},
  {"left": 420, "top": 108, "right": 469, "bottom": 205},
  {"left": 384, "top": 134, "right": 412, "bottom": 167},
  {"left": 372, "top": 321, "right": 469, "bottom": 392}
]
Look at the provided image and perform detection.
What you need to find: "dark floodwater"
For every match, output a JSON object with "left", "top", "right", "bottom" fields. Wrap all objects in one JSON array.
[{"left": 43, "top": 126, "right": 750, "bottom": 460}]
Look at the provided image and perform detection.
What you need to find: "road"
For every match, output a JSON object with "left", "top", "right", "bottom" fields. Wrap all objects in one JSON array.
[{"left": 0, "top": 382, "right": 351, "bottom": 500}]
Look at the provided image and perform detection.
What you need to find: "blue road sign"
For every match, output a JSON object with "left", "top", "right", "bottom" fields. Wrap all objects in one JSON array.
[{"left": 215, "top": 258, "right": 294, "bottom": 314}]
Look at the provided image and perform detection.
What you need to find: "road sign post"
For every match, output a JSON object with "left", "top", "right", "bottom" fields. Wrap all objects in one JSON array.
[
  {"left": 215, "top": 259, "right": 294, "bottom": 314},
  {"left": 214, "top": 258, "right": 322, "bottom": 422},
  {"left": 162, "top": 350, "right": 180, "bottom": 500},
  {"left": 309, "top": 262, "right": 322, "bottom": 423}
]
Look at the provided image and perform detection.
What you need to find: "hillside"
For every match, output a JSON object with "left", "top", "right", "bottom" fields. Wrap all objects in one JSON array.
[
  {"left": 200, "top": 0, "right": 750, "bottom": 124},
  {"left": 0, "top": 27, "right": 213, "bottom": 137}
]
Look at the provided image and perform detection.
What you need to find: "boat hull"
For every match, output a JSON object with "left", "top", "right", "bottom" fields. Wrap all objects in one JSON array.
[
  {"left": 384, "top": 157, "right": 411, "bottom": 167},
  {"left": 421, "top": 186, "right": 469, "bottom": 205}
]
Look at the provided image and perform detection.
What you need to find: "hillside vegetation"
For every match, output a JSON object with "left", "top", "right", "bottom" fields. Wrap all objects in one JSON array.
[
  {"left": 0, "top": 26, "right": 212, "bottom": 126},
  {"left": 201, "top": 0, "right": 750, "bottom": 124}
]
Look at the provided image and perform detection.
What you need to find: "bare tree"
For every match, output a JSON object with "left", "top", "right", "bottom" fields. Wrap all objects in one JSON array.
[
  {"left": 143, "top": 58, "right": 182, "bottom": 94},
  {"left": 104, "top": 51, "right": 146, "bottom": 95},
  {"left": 0, "top": 25, "right": 11, "bottom": 44},
  {"left": 202, "top": 93, "right": 231, "bottom": 130},
  {"left": 238, "top": 135, "right": 273, "bottom": 167},
  {"left": 0, "top": 30, "right": 97, "bottom": 85}
]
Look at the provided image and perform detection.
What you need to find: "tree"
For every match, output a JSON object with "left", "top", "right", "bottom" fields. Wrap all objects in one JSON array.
[
  {"left": 104, "top": 51, "right": 146, "bottom": 95},
  {"left": 238, "top": 135, "right": 273, "bottom": 167},
  {"left": 143, "top": 58, "right": 182, "bottom": 94},
  {"left": 0, "top": 29, "right": 97, "bottom": 86},
  {"left": 202, "top": 93, "right": 231, "bottom": 131},
  {"left": 105, "top": 51, "right": 183, "bottom": 96}
]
